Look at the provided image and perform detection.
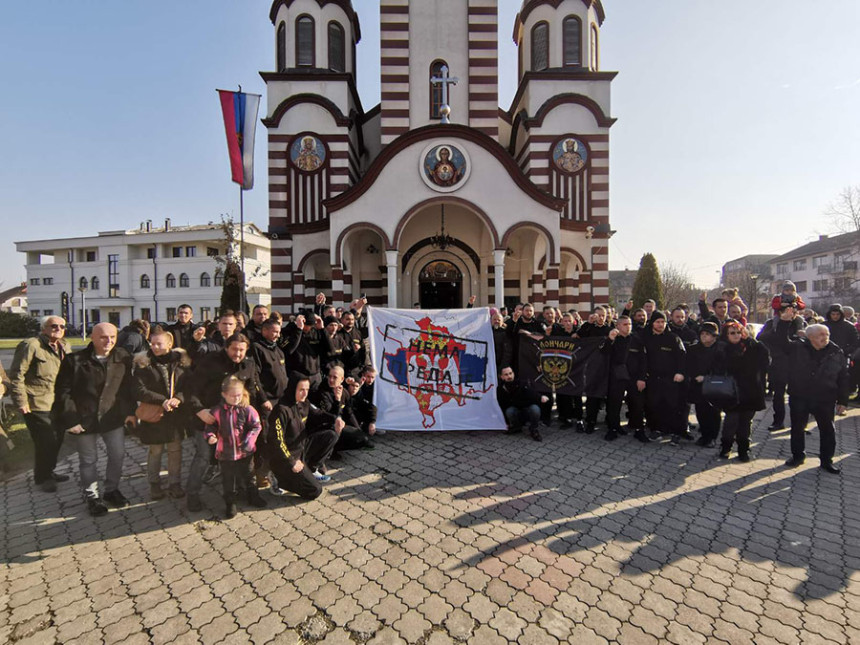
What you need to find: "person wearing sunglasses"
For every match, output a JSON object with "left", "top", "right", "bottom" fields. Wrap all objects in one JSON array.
[
  {"left": 711, "top": 321, "right": 770, "bottom": 462},
  {"left": 9, "top": 316, "right": 72, "bottom": 492}
]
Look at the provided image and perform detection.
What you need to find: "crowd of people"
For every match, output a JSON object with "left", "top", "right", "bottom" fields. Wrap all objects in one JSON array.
[{"left": 4, "top": 282, "right": 853, "bottom": 519}]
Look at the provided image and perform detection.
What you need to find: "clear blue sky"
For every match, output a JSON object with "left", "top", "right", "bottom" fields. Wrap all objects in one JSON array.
[{"left": 2, "top": 0, "right": 858, "bottom": 290}]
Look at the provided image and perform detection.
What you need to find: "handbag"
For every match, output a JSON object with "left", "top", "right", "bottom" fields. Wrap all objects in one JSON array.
[
  {"left": 135, "top": 368, "right": 174, "bottom": 424},
  {"left": 702, "top": 374, "right": 738, "bottom": 406}
]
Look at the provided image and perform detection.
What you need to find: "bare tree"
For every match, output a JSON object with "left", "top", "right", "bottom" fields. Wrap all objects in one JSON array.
[
  {"left": 659, "top": 262, "right": 699, "bottom": 310},
  {"left": 826, "top": 185, "right": 860, "bottom": 233}
]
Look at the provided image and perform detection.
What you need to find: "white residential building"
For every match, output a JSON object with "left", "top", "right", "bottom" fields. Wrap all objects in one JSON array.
[
  {"left": 16, "top": 220, "right": 271, "bottom": 329},
  {"left": 769, "top": 231, "right": 860, "bottom": 310}
]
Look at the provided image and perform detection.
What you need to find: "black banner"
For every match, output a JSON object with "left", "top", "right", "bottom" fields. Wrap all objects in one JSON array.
[{"left": 518, "top": 335, "right": 605, "bottom": 395}]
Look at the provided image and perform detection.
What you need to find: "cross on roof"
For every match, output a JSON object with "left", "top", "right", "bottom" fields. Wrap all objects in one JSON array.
[{"left": 430, "top": 65, "right": 459, "bottom": 124}]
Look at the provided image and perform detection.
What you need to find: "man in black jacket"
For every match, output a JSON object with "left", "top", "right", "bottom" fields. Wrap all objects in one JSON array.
[
  {"left": 601, "top": 317, "right": 649, "bottom": 443},
  {"left": 497, "top": 365, "right": 548, "bottom": 441},
  {"left": 337, "top": 312, "right": 367, "bottom": 379},
  {"left": 51, "top": 323, "right": 137, "bottom": 516},
  {"left": 251, "top": 318, "right": 289, "bottom": 489},
  {"left": 184, "top": 333, "right": 264, "bottom": 510},
  {"left": 168, "top": 304, "right": 201, "bottom": 354},
  {"left": 824, "top": 303, "right": 859, "bottom": 358},
  {"left": 268, "top": 377, "right": 342, "bottom": 499},
  {"left": 242, "top": 304, "right": 269, "bottom": 344},
  {"left": 281, "top": 314, "right": 326, "bottom": 390},
  {"left": 635, "top": 311, "right": 687, "bottom": 443},
  {"left": 781, "top": 324, "right": 850, "bottom": 474},
  {"left": 757, "top": 305, "right": 805, "bottom": 430},
  {"left": 195, "top": 311, "right": 238, "bottom": 357}
]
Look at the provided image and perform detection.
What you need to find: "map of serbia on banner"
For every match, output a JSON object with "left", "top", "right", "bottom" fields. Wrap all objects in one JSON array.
[{"left": 368, "top": 307, "right": 507, "bottom": 431}]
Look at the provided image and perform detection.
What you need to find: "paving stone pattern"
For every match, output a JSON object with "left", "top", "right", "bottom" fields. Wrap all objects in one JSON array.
[{"left": 2, "top": 406, "right": 860, "bottom": 643}]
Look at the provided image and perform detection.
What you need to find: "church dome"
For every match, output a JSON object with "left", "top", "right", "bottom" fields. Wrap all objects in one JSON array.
[
  {"left": 515, "top": 0, "right": 604, "bottom": 74},
  {"left": 270, "top": 0, "right": 361, "bottom": 75}
]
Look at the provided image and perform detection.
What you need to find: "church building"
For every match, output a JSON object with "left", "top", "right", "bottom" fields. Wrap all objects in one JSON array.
[{"left": 263, "top": 0, "right": 614, "bottom": 311}]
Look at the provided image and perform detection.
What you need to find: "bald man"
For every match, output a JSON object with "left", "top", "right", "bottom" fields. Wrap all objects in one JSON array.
[
  {"left": 9, "top": 316, "right": 72, "bottom": 491},
  {"left": 52, "top": 322, "right": 137, "bottom": 515}
]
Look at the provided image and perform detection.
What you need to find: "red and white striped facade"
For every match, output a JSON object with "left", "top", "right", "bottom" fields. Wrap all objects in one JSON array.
[{"left": 263, "top": 0, "right": 614, "bottom": 312}]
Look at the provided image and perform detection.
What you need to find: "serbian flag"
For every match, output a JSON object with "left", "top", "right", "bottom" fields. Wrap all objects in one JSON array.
[{"left": 217, "top": 89, "right": 261, "bottom": 190}]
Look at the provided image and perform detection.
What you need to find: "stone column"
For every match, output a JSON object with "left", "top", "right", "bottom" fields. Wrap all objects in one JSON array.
[
  {"left": 385, "top": 250, "right": 399, "bottom": 307},
  {"left": 545, "top": 264, "right": 560, "bottom": 308},
  {"left": 493, "top": 249, "right": 506, "bottom": 309}
]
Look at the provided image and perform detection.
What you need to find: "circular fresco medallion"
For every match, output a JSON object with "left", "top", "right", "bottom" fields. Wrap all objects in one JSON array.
[
  {"left": 290, "top": 134, "right": 326, "bottom": 172},
  {"left": 551, "top": 136, "right": 589, "bottom": 174},
  {"left": 419, "top": 143, "right": 471, "bottom": 192}
]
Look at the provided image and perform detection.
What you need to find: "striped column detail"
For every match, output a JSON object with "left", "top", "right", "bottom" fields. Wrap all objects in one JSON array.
[
  {"left": 360, "top": 278, "right": 385, "bottom": 306},
  {"left": 268, "top": 135, "right": 289, "bottom": 216},
  {"left": 270, "top": 238, "right": 293, "bottom": 307},
  {"left": 545, "top": 265, "right": 560, "bottom": 308},
  {"left": 331, "top": 266, "right": 345, "bottom": 307},
  {"left": 531, "top": 272, "right": 545, "bottom": 305},
  {"left": 560, "top": 276, "right": 579, "bottom": 309},
  {"left": 578, "top": 272, "right": 592, "bottom": 310},
  {"left": 328, "top": 140, "right": 351, "bottom": 196},
  {"left": 591, "top": 245, "right": 610, "bottom": 305},
  {"left": 503, "top": 278, "right": 519, "bottom": 302},
  {"left": 468, "top": 0, "right": 498, "bottom": 139},
  {"left": 343, "top": 271, "right": 353, "bottom": 304},
  {"left": 380, "top": 0, "right": 410, "bottom": 145},
  {"left": 293, "top": 273, "right": 305, "bottom": 308}
]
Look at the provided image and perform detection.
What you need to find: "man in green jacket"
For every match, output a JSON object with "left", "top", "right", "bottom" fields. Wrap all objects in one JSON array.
[{"left": 9, "top": 316, "right": 71, "bottom": 492}]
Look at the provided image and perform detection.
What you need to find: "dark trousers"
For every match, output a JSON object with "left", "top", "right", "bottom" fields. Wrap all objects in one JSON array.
[
  {"left": 556, "top": 394, "right": 582, "bottom": 421},
  {"left": 585, "top": 397, "right": 603, "bottom": 425},
  {"left": 25, "top": 411, "right": 65, "bottom": 484},
  {"left": 789, "top": 396, "right": 837, "bottom": 464},
  {"left": 646, "top": 377, "right": 684, "bottom": 434},
  {"left": 606, "top": 379, "right": 634, "bottom": 430},
  {"left": 268, "top": 428, "right": 338, "bottom": 500},
  {"left": 334, "top": 425, "right": 371, "bottom": 452},
  {"left": 770, "top": 379, "right": 787, "bottom": 426},
  {"left": 540, "top": 393, "right": 554, "bottom": 424},
  {"left": 505, "top": 405, "right": 540, "bottom": 433},
  {"left": 625, "top": 387, "right": 646, "bottom": 430},
  {"left": 220, "top": 456, "right": 253, "bottom": 502},
  {"left": 695, "top": 400, "right": 722, "bottom": 442},
  {"left": 721, "top": 409, "right": 754, "bottom": 455}
]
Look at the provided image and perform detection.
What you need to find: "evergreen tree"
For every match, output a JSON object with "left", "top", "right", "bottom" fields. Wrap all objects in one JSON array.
[
  {"left": 219, "top": 259, "right": 244, "bottom": 314},
  {"left": 631, "top": 252, "right": 664, "bottom": 310}
]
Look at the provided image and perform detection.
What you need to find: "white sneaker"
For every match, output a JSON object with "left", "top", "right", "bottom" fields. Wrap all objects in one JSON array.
[{"left": 312, "top": 470, "right": 331, "bottom": 482}]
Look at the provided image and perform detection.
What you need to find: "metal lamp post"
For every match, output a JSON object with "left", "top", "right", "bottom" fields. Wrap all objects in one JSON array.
[
  {"left": 78, "top": 285, "right": 88, "bottom": 340},
  {"left": 749, "top": 274, "right": 759, "bottom": 324}
]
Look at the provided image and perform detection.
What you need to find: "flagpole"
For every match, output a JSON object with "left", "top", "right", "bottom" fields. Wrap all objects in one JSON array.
[{"left": 239, "top": 184, "right": 246, "bottom": 314}]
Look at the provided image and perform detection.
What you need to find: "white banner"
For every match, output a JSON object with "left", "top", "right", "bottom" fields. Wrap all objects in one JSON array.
[{"left": 368, "top": 307, "right": 506, "bottom": 431}]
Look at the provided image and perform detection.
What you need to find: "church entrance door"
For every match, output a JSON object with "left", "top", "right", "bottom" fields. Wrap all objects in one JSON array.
[{"left": 418, "top": 260, "right": 462, "bottom": 309}]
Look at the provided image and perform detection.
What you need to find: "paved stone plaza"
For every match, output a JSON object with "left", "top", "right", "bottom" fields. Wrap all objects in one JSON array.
[{"left": 2, "top": 407, "right": 859, "bottom": 644}]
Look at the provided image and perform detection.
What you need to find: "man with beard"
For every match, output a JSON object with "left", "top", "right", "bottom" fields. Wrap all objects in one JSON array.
[
  {"left": 337, "top": 311, "right": 367, "bottom": 379},
  {"left": 635, "top": 311, "right": 687, "bottom": 444},
  {"left": 541, "top": 306, "right": 564, "bottom": 335},
  {"left": 185, "top": 333, "right": 265, "bottom": 511},
  {"left": 497, "top": 365, "right": 548, "bottom": 442},
  {"left": 268, "top": 377, "right": 342, "bottom": 499},
  {"left": 243, "top": 305, "right": 270, "bottom": 344},
  {"left": 507, "top": 303, "right": 545, "bottom": 374}
]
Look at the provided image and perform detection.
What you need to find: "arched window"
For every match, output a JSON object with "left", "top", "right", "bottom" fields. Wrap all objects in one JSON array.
[
  {"left": 277, "top": 22, "right": 286, "bottom": 71},
  {"left": 140, "top": 274, "right": 150, "bottom": 289},
  {"left": 200, "top": 272, "right": 211, "bottom": 287},
  {"left": 214, "top": 269, "right": 224, "bottom": 287},
  {"left": 328, "top": 21, "right": 345, "bottom": 72},
  {"left": 179, "top": 273, "right": 189, "bottom": 288},
  {"left": 429, "top": 60, "right": 448, "bottom": 119},
  {"left": 563, "top": 16, "right": 582, "bottom": 67},
  {"left": 296, "top": 15, "right": 315, "bottom": 67},
  {"left": 165, "top": 273, "right": 176, "bottom": 288},
  {"left": 79, "top": 277, "right": 88, "bottom": 290},
  {"left": 590, "top": 24, "right": 599, "bottom": 70},
  {"left": 531, "top": 21, "right": 549, "bottom": 71},
  {"left": 91, "top": 276, "right": 100, "bottom": 290}
]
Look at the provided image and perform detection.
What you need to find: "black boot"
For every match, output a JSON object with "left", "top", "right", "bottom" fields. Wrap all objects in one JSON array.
[
  {"left": 225, "top": 498, "right": 237, "bottom": 519},
  {"left": 247, "top": 489, "right": 268, "bottom": 508},
  {"left": 574, "top": 420, "right": 585, "bottom": 433},
  {"left": 604, "top": 429, "right": 619, "bottom": 442},
  {"left": 633, "top": 429, "right": 653, "bottom": 443}
]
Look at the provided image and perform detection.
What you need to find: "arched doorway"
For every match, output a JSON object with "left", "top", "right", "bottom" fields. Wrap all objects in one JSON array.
[{"left": 418, "top": 260, "right": 462, "bottom": 309}]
